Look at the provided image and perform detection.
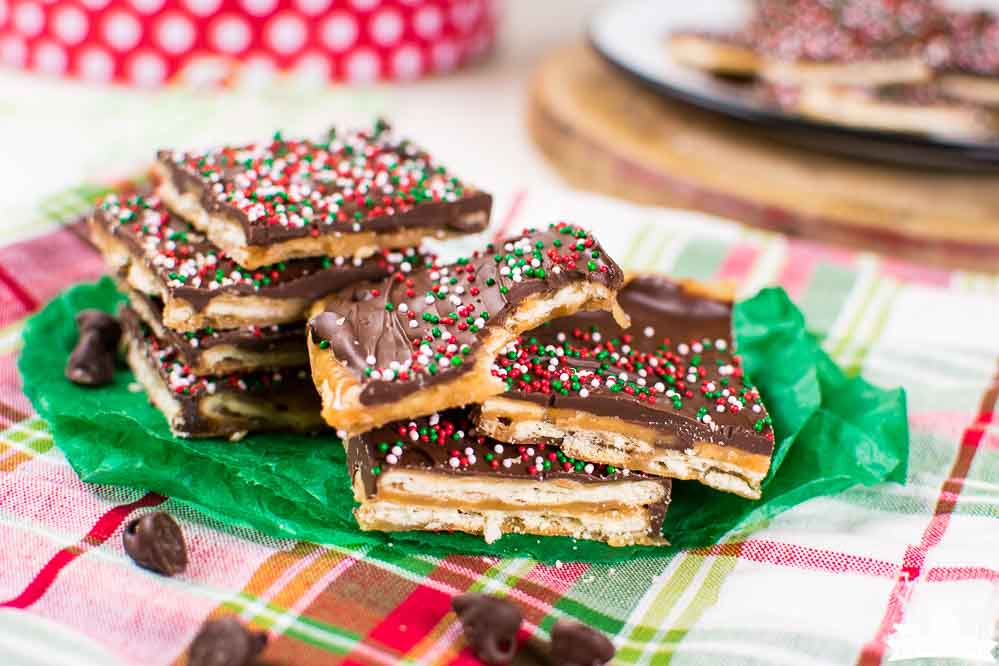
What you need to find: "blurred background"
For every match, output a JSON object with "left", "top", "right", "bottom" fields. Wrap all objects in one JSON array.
[{"left": 1, "top": 0, "right": 998, "bottom": 268}]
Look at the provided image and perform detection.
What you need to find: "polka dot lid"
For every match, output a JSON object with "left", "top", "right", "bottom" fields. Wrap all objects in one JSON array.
[{"left": 0, "top": 0, "right": 496, "bottom": 86}]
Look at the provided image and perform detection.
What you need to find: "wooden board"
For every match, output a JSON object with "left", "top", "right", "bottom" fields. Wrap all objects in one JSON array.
[{"left": 528, "top": 44, "right": 999, "bottom": 272}]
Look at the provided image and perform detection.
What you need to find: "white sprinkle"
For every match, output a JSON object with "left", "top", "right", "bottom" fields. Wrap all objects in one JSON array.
[
  {"left": 449, "top": 457, "right": 460, "bottom": 468},
  {"left": 643, "top": 326, "right": 655, "bottom": 337},
  {"left": 716, "top": 339, "right": 728, "bottom": 350},
  {"left": 579, "top": 388, "right": 590, "bottom": 398},
  {"left": 386, "top": 454, "right": 398, "bottom": 464}
]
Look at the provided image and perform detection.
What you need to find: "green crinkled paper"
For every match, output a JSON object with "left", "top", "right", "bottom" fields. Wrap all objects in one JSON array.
[{"left": 19, "top": 277, "right": 908, "bottom": 561}]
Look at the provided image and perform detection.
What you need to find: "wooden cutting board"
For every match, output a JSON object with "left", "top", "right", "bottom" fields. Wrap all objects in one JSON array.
[{"left": 528, "top": 44, "right": 999, "bottom": 272}]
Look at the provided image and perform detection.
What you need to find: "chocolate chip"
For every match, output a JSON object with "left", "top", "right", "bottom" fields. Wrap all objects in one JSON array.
[
  {"left": 122, "top": 512, "right": 188, "bottom": 576},
  {"left": 188, "top": 617, "right": 267, "bottom": 666},
  {"left": 452, "top": 593, "right": 522, "bottom": 665},
  {"left": 550, "top": 618, "right": 615, "bottom": 666},
  {"left": 65, "top": 309, "right": 121, "bottom": 386}
]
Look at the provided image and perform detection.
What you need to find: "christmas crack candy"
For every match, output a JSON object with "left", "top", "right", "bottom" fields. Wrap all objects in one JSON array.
[
  {"left": 307, "top": 223, "right": 628, "bottom": 435},
  {"left": 476, "top": 275, "right": 775, "bottom": 499},
  {"left": 154, "top": 122, "right": 492, "bottom": 269},
  {"left": 90, "top": 191, "right": 425, "bottom": 332},
  {"left": 346, "top": 410, "right": 670, "bottom": 546}
]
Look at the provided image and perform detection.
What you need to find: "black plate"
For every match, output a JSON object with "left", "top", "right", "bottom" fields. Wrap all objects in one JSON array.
[{"left": 588, "top": 0, "right": 999, "bottom": 172}]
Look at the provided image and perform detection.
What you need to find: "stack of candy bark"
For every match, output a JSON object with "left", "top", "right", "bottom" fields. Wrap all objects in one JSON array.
[
  {"left": 87, "top": 121, "right": 778, "bottom": 547},
  {"left": 87, "top": 121, "right": 491, "bottom": 439}
]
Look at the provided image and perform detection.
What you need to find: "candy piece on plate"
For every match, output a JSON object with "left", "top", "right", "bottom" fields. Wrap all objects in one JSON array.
[
  {"left": 476, "top": 274, "right": 775, "bottom": 499},
  {"left": 345, "top": 409, "right": 670, "bottom": 546},
  {"left": 154, "top": 121, "right": 492, "bottom": 269},
  {"left": 307, "top": 223, "right": 628, "bottom": 435}
]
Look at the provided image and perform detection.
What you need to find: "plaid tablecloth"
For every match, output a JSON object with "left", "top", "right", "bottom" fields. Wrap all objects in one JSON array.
[
  {"left": 1, "top": 51, "right": 998, "bottom": 664},
  {"left": 1, "top": 183, "right": 997, "bottom": 666}
]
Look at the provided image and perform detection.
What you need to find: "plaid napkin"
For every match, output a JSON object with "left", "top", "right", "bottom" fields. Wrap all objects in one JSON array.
[{"left": 0, "top": 185, "right": 997, "bottom": 666}]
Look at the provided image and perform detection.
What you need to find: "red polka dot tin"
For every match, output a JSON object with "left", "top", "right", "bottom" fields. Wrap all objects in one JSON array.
[{"left": 0, "top": 0, "right": 496, "bottom": 86}]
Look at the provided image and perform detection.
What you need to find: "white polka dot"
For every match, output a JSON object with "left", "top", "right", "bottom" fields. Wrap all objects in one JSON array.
[
  {"left": 157, "top": 13, "right": 195, "bottom": 54},
  {"left": 449, "top": 0, "right": 480, "bottom": 33},
  {"left": 103, "top": 11, "right": 142, "bottom": 52},
  {"left": 183, "top": 0, "right": 220, "bottom": 17},
  {"left": 266, "top": 12, "right": 305, "bottom": 54},
  {"left": 79, "top": 0, "right": 109, "bottom": 10},
  {"left": 432, "top": 39, "right": 458, "bottom": 72},
  {"left": 293, "top": 0, "right": 329, "bottom": 17},
  {"left": 293, "top": 51, "right": 330, "bottom": 82},
  {"left": 77, "top": 46, "right": 114, "bottom": 81},
  {"left": 0, "top": 36, "right": 27, "bottom": 66},
  {"left": 240, "top": 0, "right": 277, "bottom": 18},
  {"left": 346, "top": 48, "right": 379, "bottom": 82},
  {"left": 349, "top": 0, "right": 379, "bottom": 11},
  {"left": 178, "top": 55, "right": 229, "bottom": 86},
  {"left": 413, "top": 6, "right": 442, "bottom": 40},
  {"left": 211, "top": 14, "right": 251, "bottom": 54},
  {"left": 369, "top": 8, "right": 402, "bottom": 46},
  {"left": 239, "top": 52, "right": 276, "bottom": 87},
  {"left": 130, "top": 0, "right": 164, "bottom": 15},
  {"left": 391, "top": 44, "right": 422, "bottom": 80},
  {"left": 129, "top": 50, "right": 166, "bottom": 87},
  {"left": 320, "top": 11, "right": 356, "bottom": 52},
  {"left": 53, "top": 6, "right": 89, "bottom": 45},
  {"left": 0, "top": 0, "right": 8, "bottom": 27},
  {"left": 13, "top": 3, "right": 44, "bottom": 37},
  {"left": 33, "top": 40, "right": 67, "bottom": 74}
]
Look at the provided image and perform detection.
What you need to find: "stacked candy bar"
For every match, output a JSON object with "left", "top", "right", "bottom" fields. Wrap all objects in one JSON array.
[
  {"left": 87, "top": 122, "right": 492, "bottom": 438},
  {"left": 307, "top": 224, "right": 777, "bottom": 546}
]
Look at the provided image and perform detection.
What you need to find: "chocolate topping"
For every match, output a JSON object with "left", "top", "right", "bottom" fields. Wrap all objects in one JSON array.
[
  {"left": 122, "top": 511, "right": 188, "bottom": 576},
  {"left": 550, "top": 618, "right": 615, "bottom": 666},
  {"left": 120, "top": 307, "right": 320, "bottom": 436},
  {"left": 496, "top": 275, "right": 774, "bottom": 457},
  {"left": 310, "top": 223, "right": 624, "bottom": 406},
  {"left": 93, "top": 191, "right": 426, "bottom": 312},
  {"left": 157, "top": 121, "right": 492, "bottom": 246},
  {"left": 65, "top": 309, "right": 121, "bottom": 386},
  {"left": 187, "top": 617, "right": 267, "bottom": 666},
  {"left": 452, "top": 593, "right": 523, "bottom": 665},
  {"left": 346, "top": 409, "right": 670, "bottom": 535}
]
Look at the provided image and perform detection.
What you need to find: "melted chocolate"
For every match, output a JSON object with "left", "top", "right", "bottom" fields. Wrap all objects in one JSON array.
[
  {"left": 157, "top": 123, "right": 492, "bottom": 247},
  {"left": 346, "top": 409, "right": 670, "bottom": 534},
  {"left": 94, "top": 191, "right": 424, "bottom": 312},
  {"left": 496, "top": 275, "right": 774, "bottom": 457},
  {"left": 309, "top": 224, "right": 624, "bottom": 406}
]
